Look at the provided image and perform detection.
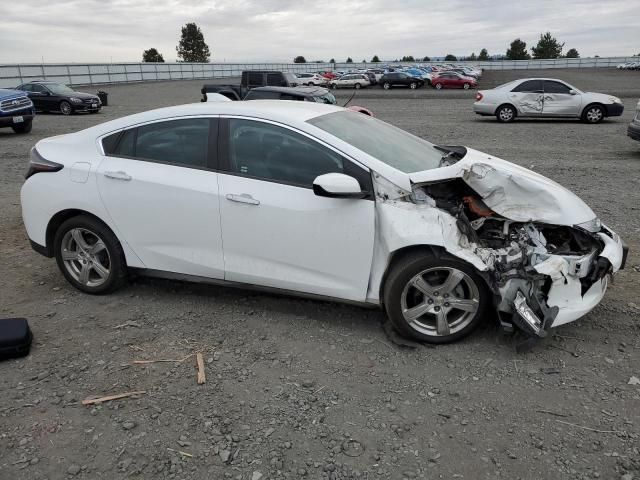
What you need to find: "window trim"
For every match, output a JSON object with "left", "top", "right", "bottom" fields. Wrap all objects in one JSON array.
[
  {"left": 511, "top": 79, "right": 544, "bottom": 93},
  {"left": 218, "top": 115, "right": 373, "bottom": 199},
  {"left": 543, "top": 80, "right": 572, "bottom": 94},
  {"left": 99, "top": 116, "right": 219, "bottom": 172}
]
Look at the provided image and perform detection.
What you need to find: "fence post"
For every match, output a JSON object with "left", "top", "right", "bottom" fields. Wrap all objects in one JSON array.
[{"left": 88, "top": 65, "right": 93, "bottom": 85}]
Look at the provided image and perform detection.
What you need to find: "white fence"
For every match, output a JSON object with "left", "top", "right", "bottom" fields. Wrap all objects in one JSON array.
[{"left": 0, "top": 57, "right": 637, "bottom": 88}]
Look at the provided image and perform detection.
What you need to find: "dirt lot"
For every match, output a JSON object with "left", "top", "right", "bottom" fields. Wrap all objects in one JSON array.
[{"left": 1, "top": 68, "right": 639, "bottom": 480}]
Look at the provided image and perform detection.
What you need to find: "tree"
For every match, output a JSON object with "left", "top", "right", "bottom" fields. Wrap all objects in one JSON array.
[
  {"left": 371, "top": 55, "right": 380, "bottom": 62},
  {"left": 422, "top": 56, "right": 431, "bottom": 61},
  {"left": 176, "top": 23, "right": 210, "bottom": 62},
  {"left": 293, "top": 56, "right": 306, "bottom": 63},
  {"left": 142, "top": 48, "right": 164, "bottom": 62},
  {"left": 506, "top": 39, "right": 530, "bottom": 60},
  {"left": 329, "top": 58, "right": 335, "bottom": 63},
  {"left": 531, "top": 32, "right": 564, "bottom": 59},
  {"left": 444, "top": 54, "right": 457, "bottom": 61},
  {"left": 468, "top": 52, "right": 477, "bottom": 61},
  {"left": 401, "top": 55, "right": 415, "bottom": 62},
  {"left": 478, "top": 48, "right": 489, "bottom": 61},
  {"left": 346, "top": 57, "right": 353, "bottom": 63},
  {"left": 565, "top": 48, "right": 580, "bottom": 58}
]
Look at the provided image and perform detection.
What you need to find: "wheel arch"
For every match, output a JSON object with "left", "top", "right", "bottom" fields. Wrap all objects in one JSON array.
[
  {"left": 581, "top": 102, "right": 606, "bottom": 118},
  {"left": 45, "top": 209, "right": 119, "bottom": 258}
]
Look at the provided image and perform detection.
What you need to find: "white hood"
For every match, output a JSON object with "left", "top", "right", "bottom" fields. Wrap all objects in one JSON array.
[{"left": 409, "top": 148, "right": 597, "bottom": 226}]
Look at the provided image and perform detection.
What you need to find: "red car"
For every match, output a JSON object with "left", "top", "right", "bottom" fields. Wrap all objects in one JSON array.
[
  {"left": 317, "top": 71, "right": 337, "bottom": 80},
  {"left": 431, "top": 72, "right": 477, "bottom": 90}
]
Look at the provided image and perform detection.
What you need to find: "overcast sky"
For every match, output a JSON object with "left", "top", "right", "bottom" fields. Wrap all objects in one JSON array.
[{"left": 1, "top": 0, "right": 638, "bottom": 63}]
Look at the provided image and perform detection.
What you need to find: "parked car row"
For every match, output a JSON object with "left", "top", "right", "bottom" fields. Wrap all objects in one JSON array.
[{"left": 617, "top": 62, "right": 640, "bottom": 70}]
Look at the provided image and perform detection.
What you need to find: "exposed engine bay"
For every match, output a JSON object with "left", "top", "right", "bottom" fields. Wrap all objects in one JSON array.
[{"left": 409, "top": 177, "right": 614, "bottom": 339}]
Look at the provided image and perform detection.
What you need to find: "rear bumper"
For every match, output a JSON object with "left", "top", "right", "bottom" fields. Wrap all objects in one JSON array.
[
  {"left": 627, "top": 121, "right": 640, "bottom": 141},
  {"left": 605, "top": 103, "right": 624, "bottom": 117},
  {"left": 473, "top": 103, "right": 496, "bottom": 115}
]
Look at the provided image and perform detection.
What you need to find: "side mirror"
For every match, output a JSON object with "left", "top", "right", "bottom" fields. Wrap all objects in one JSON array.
[
  {"left": 313, "top": 173, "right": 366, "bottom": 199},
  {"left": 569, "top": 89, "right": 578, "bottom": 95}
]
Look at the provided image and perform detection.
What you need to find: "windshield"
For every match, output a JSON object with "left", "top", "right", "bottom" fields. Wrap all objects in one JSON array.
[
  {"left": 308, "top": 111, "right": 443, "bottom": 173},
  {"left": 313, "top": 92, "right": 336, "bottom": 105},
  {"left": 45, "top": 83, "right": 74, "bottom": 94}
]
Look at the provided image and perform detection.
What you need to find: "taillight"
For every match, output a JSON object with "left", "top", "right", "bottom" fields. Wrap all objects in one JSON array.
[
  {"left": 475, "top": 92, "right": 483, "bottom": 101},
  {"left": 25, "top": 147, "right": 63, "bottom": 179}
]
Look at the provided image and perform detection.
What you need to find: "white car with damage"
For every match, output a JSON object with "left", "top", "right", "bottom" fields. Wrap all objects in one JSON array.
[
  {"left": 474, "top": 78, "right": 625, "bottom": 123},
  {"left": 21, "top": 101, "right": 627, "bottom": 344}
]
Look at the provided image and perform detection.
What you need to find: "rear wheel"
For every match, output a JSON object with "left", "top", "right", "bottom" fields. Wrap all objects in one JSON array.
[
  {"left": 582, "top": 104, "right": 604, "bottom": 124},
  {"left": 54, "top": 215, "right": 127, "bottom": 294},
  {"left": 409, "top": 82, "right": 417, "bottom": 89},
  {"left": 330, "top": 83, "right": 337, "bottom": 89},
  {"left": 383, "top": 82, "right": 391, "bottom": 90},
  {"left": 383, "top": 252, "right": 488, "bottom": 343},
  {"left": 11, "top": 120, "right": 32, "bottom": 134},
  {"left": 496, "top": 104, "right": 516, "bottom": 123},
  {"left": 463, "top": 83, "right": 470, "bottom": 89},
  {"left": 354, "top": 83, "right": 361, "bottom": 89}
]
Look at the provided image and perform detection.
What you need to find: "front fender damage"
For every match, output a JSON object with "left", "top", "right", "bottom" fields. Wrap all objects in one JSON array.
[{"left": 369, "top": 171, "right": 625, "bottom": 345}]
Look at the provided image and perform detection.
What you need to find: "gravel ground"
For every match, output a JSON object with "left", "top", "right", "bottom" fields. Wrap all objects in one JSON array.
[{"left": 1, "top": 68, "right": 639, "bottom": 480}]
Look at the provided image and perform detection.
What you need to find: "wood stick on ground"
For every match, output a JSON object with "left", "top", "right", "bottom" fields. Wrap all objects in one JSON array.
[
  {"left": 167, "top": 448, "right": 193, "bottom": 458},
  {"left": 555, "top": 419, "right": 621, "bottom": 434},
  {"left": 133, "top": 354, "right": 193, "bottom": 365},
  {"left": 81, "top": 391, "right": 146, "bottom": 406},
  {"left": 196, "top": 353, "right": 206, "bottom": 385}
]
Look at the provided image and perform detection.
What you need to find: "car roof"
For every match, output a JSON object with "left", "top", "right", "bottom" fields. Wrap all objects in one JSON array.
[{"left": 85, "top": 101, "right": 344, "bottom": 136}]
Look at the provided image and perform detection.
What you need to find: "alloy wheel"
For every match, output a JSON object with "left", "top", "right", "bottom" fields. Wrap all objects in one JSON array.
[
  {"left": 499, "top": 107, "right": 514, "bottom": 121},
  {"left": 586, "top": 107, "right": 603, "bottom": 123},
  {"left": 400, "top": 267, "right": 480, "bottom": 337},
  {"left": 60, "top": 228, "right": 111, "bottom": 288},
  {"left": 60, "top": 101, "right": 72, "bottom": 115}
]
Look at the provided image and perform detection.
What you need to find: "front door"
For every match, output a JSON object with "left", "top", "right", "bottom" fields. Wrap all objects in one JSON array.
[
  {"left": 96, "top": 117, "right": 225, "bottom": 279},
  {"left": 508, "top": 79, "right": 544, "bottom": 115},
  {"left": 542, "top": 80, "right": 582, "bottom": 116},
  {"left": 217, "top": 117, "right": 375, "bottom": 301}
]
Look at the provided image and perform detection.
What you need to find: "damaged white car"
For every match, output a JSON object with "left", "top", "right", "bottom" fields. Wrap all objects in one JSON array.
[{"left": 21, "top": 102, "right": 628, "bottom": 344}]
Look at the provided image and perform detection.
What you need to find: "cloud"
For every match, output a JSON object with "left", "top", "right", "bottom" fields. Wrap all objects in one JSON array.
[{"left": 0, "top": 0, "right": 638, "bottom": 63}]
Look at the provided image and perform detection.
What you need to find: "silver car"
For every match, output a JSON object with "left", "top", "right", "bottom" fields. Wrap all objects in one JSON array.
[
  {"left": 329, "top": 74, "right": 370, "bottom": 89},
  {"left": 474, "top": 78, "right": 624, "bottom": 123}
]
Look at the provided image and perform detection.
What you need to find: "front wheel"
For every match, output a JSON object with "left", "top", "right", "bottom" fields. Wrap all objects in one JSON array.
[
  {"left": 11, "top": 121, "right": 32, "bottom": 134},
  {"left": 434, "top": 83, "right": 443, "bottom": 90},
  {"left": 383, "top": 82, "right": 391, "bottom": 90},
  {"left": 463, "top": 83, "right": 470, "bottom": 90},
  {"left": 330, "top": 83, "right": 337, "bottom": 90},
  {"left": 409, "top": 82, "right": 417, "bottom": 89},
  {"left": 354, "top": 83, "right": 361, "bottom": 89},
  {"left": 54, "top": 215, "right": 127, "bottom": 294},
  {"left": 383, "top": 252, "right": 488, "bottom": 343},
  {"left": 59, "top": 101, "right": 72, "bottom": 115},
  {"left": 582, "top": 104, "right": 604, "bottom": 124}
]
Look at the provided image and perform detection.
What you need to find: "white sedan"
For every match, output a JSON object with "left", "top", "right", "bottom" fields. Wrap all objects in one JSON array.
[
  {"left": 21, "top": 101, "right": 627, "bottom": 344},
  {"left": 295, "top": 73, "right": 328, "bottom": 86},
  {"left": 474, "top": 78, "right": 624, "bottom": 123}
]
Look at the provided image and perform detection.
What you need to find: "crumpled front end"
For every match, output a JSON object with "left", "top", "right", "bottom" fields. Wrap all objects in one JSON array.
[{"left": 409, "top": 178, "right": 627, "bottom": 338}]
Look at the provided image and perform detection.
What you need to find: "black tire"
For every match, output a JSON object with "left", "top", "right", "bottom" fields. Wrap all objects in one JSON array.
[
  {"left": 582, "top": 104, "right": 605, "bottom": 124},
  {"left": 434, "top": 83, "right": 443, "bottom": 90},
  {"left": 330, "top": 83, "right": 337, "bottom": 90},
  {"left": 383, "top": 251, "right": 489, "bottom": 344},
  {"left": 354, "top": 83, "right": 361, "bottom": 89},
  {"left": 496, "top": 104, "right": 516, "bottom": 123},
  {"left": 59, "top": 101, "right": 72, "bottom": 116},
  {"left": 383, "top": 82, "right": 391, "bottom": 90},
  {"left": 409, "top": 82, "right": 417, "bottom": 89},
  {"left": 463, "top": 83, "right": 470, "bottom": 90},
  {"left": 11, "top": 120, "right": 32, "bottom": 134},
  {"left": 53, "top": 215, "right": 127, "bottom": 294}
]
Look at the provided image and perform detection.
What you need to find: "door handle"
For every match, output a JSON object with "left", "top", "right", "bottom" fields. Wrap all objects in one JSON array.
[
  {"left": 225, "top": 193, "right": 260, "bottom": 205},
  {"left": 104, "top": 171, "right": 132, "bottom": 181}
]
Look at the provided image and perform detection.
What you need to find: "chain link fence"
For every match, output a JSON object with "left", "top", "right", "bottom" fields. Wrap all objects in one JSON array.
[{"left": 0, "top": 57, "right": 637, "bottom": 88}]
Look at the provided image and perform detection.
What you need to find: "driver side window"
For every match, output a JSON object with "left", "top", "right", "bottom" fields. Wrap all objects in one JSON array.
[{"left": 227, "top": 119, "right": 344, "bottom": 187}]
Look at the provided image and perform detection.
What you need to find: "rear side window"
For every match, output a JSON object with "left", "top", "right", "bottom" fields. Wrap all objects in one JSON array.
[
  {"left": 103, "top": 119, "right": 211, "bottom": 168},
  {"left": 247, "top": 72, "right": 263, "bottom": 87},
  {"left": 267, "top": 73, "right": 283, "bottom": 86},
  {"left": 511, "top": 80, "right": 543, "bottom": 93},
  {"left": 544, "top": 80, "right": 571, "bottom": 94}
]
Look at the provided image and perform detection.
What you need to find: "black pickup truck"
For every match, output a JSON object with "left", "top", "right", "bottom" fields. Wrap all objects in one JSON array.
[{"left": 201, "top": 70, "right": 299, "bottom": 101}]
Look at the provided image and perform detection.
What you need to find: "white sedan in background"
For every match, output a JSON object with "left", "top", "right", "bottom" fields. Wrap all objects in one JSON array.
[
  {"left": 474, "top": 78, "right": 624, "bottom": 123},
  {"left": 21, "top": 101, "right": 626, "bottom": 344},
  {"left": 329, "top": 74, "right": 370, "bottom": 89},
  {"left": 295, "top": 73, "right": 328, "bottom": 86}
]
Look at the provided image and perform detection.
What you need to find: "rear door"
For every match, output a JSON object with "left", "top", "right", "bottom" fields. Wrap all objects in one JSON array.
[
  {"left": 216, "top": 117, "right": 375, "bottom": 301},
  {"left": 542, "top": 80, "right": 582, "bottom": 116},
  {"left": 508, "top": 79, "right": 544, "bottom": 115},
  {"left": 96, "top": 117, "right": 225, "bottom": 279}
]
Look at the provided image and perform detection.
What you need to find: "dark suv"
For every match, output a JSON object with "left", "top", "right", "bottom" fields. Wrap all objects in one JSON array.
[
  {"left": 16, "top": 81, "right": 101, "bottom": 115},
  {"left": 379, "top": 72, "right": 424, "bottom": 90}
]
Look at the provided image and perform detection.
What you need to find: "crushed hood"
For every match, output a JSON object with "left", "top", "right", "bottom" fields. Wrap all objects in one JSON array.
[{"left": 409, "top": 148, "right": 597, "bottom": 226}]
